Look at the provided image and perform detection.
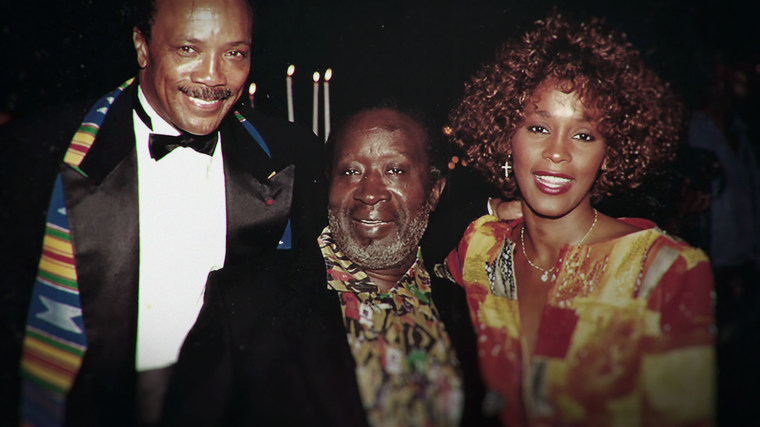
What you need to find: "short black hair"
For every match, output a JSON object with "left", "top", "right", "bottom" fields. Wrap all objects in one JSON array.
[
  {"left": 325, "top": 103, "right": 449, "bottom": 185},
  {"left": 133, "top": 0, "right": 157, "bottom": 43},
  {"left": 132, "top": 0, "right": 254, "bottom": 43}
]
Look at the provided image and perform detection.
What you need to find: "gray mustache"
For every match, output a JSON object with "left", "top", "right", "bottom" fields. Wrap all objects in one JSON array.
[{"left": 179, "top": 86, "right": 232, "bottom": 101}]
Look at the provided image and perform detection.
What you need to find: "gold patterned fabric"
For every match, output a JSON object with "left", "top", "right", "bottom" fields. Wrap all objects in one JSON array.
[
  {"left": 444, "top": 215, "right": 715, "bottom": 427},
  {"left": 319, "top": 227, "right": 464, "bottom": 427}
]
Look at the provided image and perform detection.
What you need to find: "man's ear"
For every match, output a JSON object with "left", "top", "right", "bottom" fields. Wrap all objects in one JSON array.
[
  {"left": 133, "top": 27, "right": 149, "bottom": 69},
  {"left": 427, "top": 177, "right": 447, "bottom": 212}
]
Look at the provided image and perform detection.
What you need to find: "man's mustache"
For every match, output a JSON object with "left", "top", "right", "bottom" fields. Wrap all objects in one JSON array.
[{"left": 179, "top": 86, "right": 233, "bottom": 101}]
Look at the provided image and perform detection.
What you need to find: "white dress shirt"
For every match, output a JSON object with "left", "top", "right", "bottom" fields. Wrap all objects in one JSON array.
[{"left": 133, "top": 87, "right": 227, "bottom": 371}]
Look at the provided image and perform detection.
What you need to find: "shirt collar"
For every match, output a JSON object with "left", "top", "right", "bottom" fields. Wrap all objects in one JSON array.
[{"left": 318, "top": 226, "right": 426, "bottom": 295}]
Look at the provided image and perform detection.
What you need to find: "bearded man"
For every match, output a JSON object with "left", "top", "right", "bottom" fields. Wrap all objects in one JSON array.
[
  {"left": 163, "top": 107, "right": 496, "bottom": 426},
  {"left": 318, "top": 108, "right": 459, "bottom": 426}
]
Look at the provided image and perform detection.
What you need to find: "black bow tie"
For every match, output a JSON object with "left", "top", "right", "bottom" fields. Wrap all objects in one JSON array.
[{"left": 148, "top": 132, "right": 218, "bottom": 160}]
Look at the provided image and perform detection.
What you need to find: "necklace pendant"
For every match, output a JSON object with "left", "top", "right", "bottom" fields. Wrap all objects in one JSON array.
[{"left": 540, "top": 270, "right": 549, "bottom": 282}]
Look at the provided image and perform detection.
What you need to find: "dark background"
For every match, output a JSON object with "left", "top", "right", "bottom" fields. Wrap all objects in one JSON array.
[
  {"left": 2, "top": 0, "right": 758, "bottom": 424},
  {"left": 2, "top": 1, "right": 757, "bottom": 133}
]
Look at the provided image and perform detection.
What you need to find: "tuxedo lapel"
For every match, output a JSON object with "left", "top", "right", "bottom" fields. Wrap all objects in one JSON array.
[
  {"left": 291, "top": 281, "right": 369, "bottom": 427},
  {"left": 221, "top": 112, "right": 294, "bottom": 265},
  {"left": 62, "top": 84, "right": 140, "bottom": 421}
]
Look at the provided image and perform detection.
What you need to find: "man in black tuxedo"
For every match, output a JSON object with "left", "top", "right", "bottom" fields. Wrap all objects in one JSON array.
[
  {"left": 163, "top": 108, "right": 498, "bottom": 426},
  {"left": 18, "top": 0, "right": 325, "bottom": 425}
]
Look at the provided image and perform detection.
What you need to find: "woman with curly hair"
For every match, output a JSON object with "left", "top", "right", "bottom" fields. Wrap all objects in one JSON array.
[{"left": 441, "top": 12, "right": 715, "bottom": 426}]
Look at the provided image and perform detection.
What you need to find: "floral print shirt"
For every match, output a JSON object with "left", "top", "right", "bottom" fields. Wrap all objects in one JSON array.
[
  {"left": 319, "top": 227, "right": 463, "bottom": 427},
  {"left": 443, "top": 216, "right": 715, "bottom": 427}
]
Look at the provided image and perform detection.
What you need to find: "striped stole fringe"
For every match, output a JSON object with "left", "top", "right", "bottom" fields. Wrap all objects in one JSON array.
[{"left": 20, "top": 78, "right": 134, "bottom": 426}]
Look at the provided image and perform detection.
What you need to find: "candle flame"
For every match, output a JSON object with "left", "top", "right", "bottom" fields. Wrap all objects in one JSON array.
[
  {"left": 287, "top": 64, "right": 295, "bottom": 76},
  {"left": 324, "top": 68, "right": 333, "bottom": 81},
  {"left": 248, "top": 83, "right": 256, "bottom": 95},
  {"left": 313, "top": 71, "right": 320, "bottom": 82}
]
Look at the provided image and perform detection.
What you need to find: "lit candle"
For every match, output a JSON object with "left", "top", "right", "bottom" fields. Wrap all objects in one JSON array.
[
  {"left": 286, "top": 65, "right": 295, "bottom": 122},
  {"left": 312, "top": 71, "right": 320, "bottom": 137},
  {"left": 248, "top": 82, "right": 256, "bottom": 108},
  {"left": 323, "top": 68, "right": 332, "bottom": 142}
]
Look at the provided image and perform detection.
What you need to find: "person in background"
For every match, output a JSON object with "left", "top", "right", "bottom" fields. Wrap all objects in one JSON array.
[
  {"left": 18, "top": 0, "right": 325, "bottom": 425},
  {"left": 440, "top": 12, "right": 715, "bottom": 426},
  {"left": 688, "top": 56, "right": 760, "bottom": 298},
  {"left": 687, "top": 54, "right": 760, "bottom": 425}
]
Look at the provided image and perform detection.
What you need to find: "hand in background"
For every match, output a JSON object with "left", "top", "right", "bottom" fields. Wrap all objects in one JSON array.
[{"left": 489, "top": 198, "right": 523, "bottom": 221}]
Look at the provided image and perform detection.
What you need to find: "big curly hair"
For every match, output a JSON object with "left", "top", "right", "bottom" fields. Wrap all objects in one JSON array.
[{"left": 446, "top": 12, "right": 684, "bottom": 201}]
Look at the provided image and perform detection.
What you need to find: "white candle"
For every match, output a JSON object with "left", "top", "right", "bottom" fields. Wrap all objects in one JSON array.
[
  {"left": 286, "top": 65, "right": 295, "bottom": 122},
  {"left": 312, "top": 71, "right": 320, "bottom": 137},
  {"left": 323, "top": 68, "right": 332, "bottom": 142},
  {"left": 248, "top": 82, "right": 256, "bottom": 108}
]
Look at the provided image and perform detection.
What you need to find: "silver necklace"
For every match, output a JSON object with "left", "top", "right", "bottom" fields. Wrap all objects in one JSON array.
[{"left": 520, "top": 209, "right": 598, "bottom": 282}]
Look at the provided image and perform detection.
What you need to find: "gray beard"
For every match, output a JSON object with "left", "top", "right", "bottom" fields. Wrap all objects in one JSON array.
[{"left": 328, "top": 199, "right": 432, "bottom": 271}]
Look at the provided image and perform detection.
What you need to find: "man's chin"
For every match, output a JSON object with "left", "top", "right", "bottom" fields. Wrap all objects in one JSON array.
[
  {"left": 343, "top": 235, "right": 410, "bottom": 271},
  {"left": 349, "top": 229, "right": 395, "bottom": 248}
]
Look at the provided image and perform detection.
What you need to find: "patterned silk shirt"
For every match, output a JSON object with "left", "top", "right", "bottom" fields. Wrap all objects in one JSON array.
[
  {"left": 318, "top": 227, "right": 464, "bottom": 427},
  {"left": 443, "top": 215, "right": 715, "bottom": 427}
]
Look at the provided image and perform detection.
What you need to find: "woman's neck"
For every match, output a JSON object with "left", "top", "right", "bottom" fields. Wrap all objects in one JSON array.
[{"left": 520, "top": 200, "right": 597, "bottom": 267}]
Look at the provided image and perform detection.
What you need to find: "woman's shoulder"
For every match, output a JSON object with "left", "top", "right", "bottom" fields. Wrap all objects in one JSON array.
[
  {"left": 464, "top": 214, "right": 517, "bottom": 236},
  {"left": 601, "top": 216, "right": 710, "bottom": 267},
  {"left": 459, "top": 214, "right": 517, "bottom": 249},
  {"left": 442, "top": 214, "right": 517, "bottom": 291},
  {"left": 591, "top": 216, "right": 653, "bottom": 243},
  {"left": 447, "top": 215, "right": 516, "bottom": 272}
]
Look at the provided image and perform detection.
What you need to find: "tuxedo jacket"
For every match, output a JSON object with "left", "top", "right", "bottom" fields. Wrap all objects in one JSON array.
[
  {"left": 162, "top": 241, "right": 500, "bottom": 427},
  {"left": 56, "top": 82, "right": 327, "bottom": 426}
]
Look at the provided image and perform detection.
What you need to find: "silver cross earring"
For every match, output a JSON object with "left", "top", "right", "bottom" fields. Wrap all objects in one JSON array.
[{"left": 501, "top": 159, "right": 512, "bottom": 178}]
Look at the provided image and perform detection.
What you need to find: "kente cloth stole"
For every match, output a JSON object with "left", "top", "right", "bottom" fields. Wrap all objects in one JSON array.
[{"left": 20, "top": 78, "right": 278, "bottom": 426}]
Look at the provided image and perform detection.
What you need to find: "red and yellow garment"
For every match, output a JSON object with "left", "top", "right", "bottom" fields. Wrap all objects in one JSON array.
[{"left": 444, "top": 215, "right": 715, "bottom": 426}]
